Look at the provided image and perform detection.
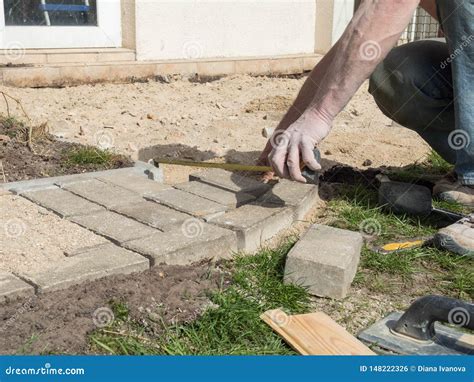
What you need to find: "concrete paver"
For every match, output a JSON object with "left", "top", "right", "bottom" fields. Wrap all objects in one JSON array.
[
  {"left": 0, "top": 271, "right": 35, "bottom": 303},
  {"left": 22, "top": 243, "right": 149, "bottom": 293},
  {"left": 284, "top": 224, "right": 363, "bottom": 299},
  {"left": 175, "top": 181, "right": 255, "bottom": 208}
]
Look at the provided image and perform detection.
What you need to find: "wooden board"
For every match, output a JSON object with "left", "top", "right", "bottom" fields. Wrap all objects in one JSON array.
[{"left": 261, "top": 309, "right": 375, "bottom": 355}]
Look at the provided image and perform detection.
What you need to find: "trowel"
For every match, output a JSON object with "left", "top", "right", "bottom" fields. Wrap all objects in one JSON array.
[
  {"left": 358, "top": 295, "right": 474, "bottom": 355},
  {"left": 377, "top": 175, "right": 465, "bottom": 223}
]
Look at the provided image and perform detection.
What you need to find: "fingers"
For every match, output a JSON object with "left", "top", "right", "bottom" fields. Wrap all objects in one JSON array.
[
  {"left": 301, "top": 141, "right": 322, "bottom": 171},
  {"left": 259, "top": 171, "right": 275, "bottom": 184},
  {"left": 287, "top": 144, "right": 306, "bottom": 183},
  {"left": 269, "top": 147, "right": 289, "bottom": 179}
]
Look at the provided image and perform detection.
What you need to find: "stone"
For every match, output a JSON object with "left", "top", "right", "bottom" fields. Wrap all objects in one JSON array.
[
  {"left": 21, "top": 187, "right": 105, "bottom": 218},
  {"left": 145, "top": 188, "right": 227, "bottom": 219},
  {"left": 22, "top": 243, "right": 149, "bottom": 293},
  {"left": 174, "top": 181, "right": 255, "bottom": 208},
  {"left": 112, "top": 200, "right": 190, "bottom": 231},
  {"left": 259, "top": 179, "right": 321, "bottom": 220},
  {"left": 123, "top": 223, "right": 237, "bottom": 266},
  {"left": 59, "top": 179, "right": 143, "bottom": 209},
  {"left": 210, "top": 203, "right": 294, "bottom": 252},
  {"left": 284, "top": 224, "right": 363, "bottom": 299},
  {"left": 70, "top": 210, "right": 158, "bottom": 244},
  {"left": 0, "top": 271, "right": 35, "bottom": 303},
  {"left": 189, "top": 169, "right": 271, "bottom": 196},
  {"left": 97, "top": 173, "right": 172, "bottom": 196}
]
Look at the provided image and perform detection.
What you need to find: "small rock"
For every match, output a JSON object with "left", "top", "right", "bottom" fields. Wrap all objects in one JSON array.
[
  {"left": 0, "top": 134, "right": 11, "bottom": 142},
  {"left": 362, "top": 159, "right": 373, "bottom": 167},
  {"left": 147, "top": 113, "right": 157, "bottom": 120},
  {"left": 324, "top": 150, "right": 332, "bottom": 155}
]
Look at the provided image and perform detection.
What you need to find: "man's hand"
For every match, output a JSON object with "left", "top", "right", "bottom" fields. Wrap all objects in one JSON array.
[{"left": 267, "top": 111, "right": 330, "bottom": 182}]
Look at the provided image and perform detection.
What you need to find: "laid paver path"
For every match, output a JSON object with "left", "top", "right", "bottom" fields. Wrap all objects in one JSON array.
[{"left": 0, "top": 163, "right": 321, "bottom": 302}]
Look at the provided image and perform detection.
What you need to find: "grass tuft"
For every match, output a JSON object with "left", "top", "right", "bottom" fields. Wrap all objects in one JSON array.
[{"left": 64, "top": 146, "right": 117, "bottom": 166}]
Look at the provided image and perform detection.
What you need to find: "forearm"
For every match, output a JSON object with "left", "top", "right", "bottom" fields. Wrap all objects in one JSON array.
[{"left": 305, "top": 0, "right": 420, "bottom": 125}]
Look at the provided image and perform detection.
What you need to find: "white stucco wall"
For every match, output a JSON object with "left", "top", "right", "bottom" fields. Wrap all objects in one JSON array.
[
  {"left": 331, "top": 0, "right": 354, "bottom": 43},
  {"left": 135, "top": 0, "right": 317, "bottom": 61}
]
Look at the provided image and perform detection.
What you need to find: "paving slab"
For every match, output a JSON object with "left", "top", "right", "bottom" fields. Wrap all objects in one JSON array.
[
  {"left": 70, "top": 210, "right": 158, "bottom": 244},
  {"left": 145, "top": 188, "right": 228, "bottom": 219},
  {"left": 59, "top": 178, "right": 143, "bottom": 209},
  {"left": 21, "top": 187, "right": 105, "bottom": 218},
  {"left": 284, "top": 224, "right": 363, "bottom": 299},
  {"left": 189, "top": 169, "right": 271, "bottom": 196},
  {"left": 123, "top": 223, "right": 237, "bottom": 266},
  {"left": 175, "top": 181, "right": 255, "bottom": 208},
  {"left": 21, "top": 243, "right": 149, "bottom": 293},
  {"left": 259, "top": 179, "right": 321, "bottom": 220},
  {"left": 0, "top": 271, "right": 35, "bottom": 303},
  {"left": 210, "top": 203, "right": 294, "bottom": 252},
  {"left": 97, "top": 173, "right": 172, "bottom": 196},
  {"left": 112, "top": 200, "right": 190, "bottom": 231}
]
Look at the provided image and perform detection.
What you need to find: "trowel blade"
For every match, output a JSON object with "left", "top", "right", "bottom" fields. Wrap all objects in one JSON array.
[{"left": 358, "top": 312, "right": 474, "bottom": 355}]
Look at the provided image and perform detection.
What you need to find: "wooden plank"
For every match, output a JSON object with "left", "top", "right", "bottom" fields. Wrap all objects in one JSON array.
[{"left": 261, "top": 309, "right": 375, "bottom": 355}]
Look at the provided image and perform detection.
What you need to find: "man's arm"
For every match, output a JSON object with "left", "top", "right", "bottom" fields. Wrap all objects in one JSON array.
[{"left": 265, "top": 0, "right": 421, "bottom": 182}]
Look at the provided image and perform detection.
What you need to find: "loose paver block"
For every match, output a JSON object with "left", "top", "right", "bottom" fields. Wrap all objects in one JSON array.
[
  {"left": 284, "top": 224, "right": 363, "bottom": 299},
  {"left": 123, "top": 223, "right": 237, "bottom": 266},
  {"left": 97, "top": 173, "right": 172, "bottom": 196},
  {"left": 189, "top": 169, "right": 271, "bottom": 196},
  {"left": 0, "top": 271, "right": 35, "bottom": 303},
  {"left": 260, "top": 179, "right": 321, "bottom": 220},
  {"left": 175, "top": 181, "right": 255, "bottom": 208},
  {"left": 145, "top": 188, "right": 227, "bottom": 219},
  {"left": 211, "top": 203, "right": 294, "bottom": 252},
  {"left": 22, "top": 243, "right": 149, "bottom": 293},
  {"left": 112, "top": 200, "right": 190, "bottom": 231},
  {"left": 59, "top": 178, "right": 143, "bottom": 209},
  {"left": 21, "top": 187, "right": 105, "bottom": 218},
  {"left": 70, "top": 210, "right": 158, "bottom": 243}
]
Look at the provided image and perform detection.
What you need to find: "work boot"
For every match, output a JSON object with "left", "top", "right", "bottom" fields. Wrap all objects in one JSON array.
[
  {"left": 434, "top": 214, "right": 474, "bottom": 257},
  {"left": 433, "top": 174, "right": 474, "bottom": 209}
]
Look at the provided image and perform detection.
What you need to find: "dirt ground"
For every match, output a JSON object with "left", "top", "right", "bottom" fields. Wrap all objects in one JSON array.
[
  {"left": 0, "top": 74, "right": 430, "bottom": 184},
  {"left": 0, "top": 263, "right": 224, "bottom": 354}
]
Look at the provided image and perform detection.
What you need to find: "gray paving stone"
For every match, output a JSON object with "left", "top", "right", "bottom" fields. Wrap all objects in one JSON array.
[
  {"left": 112, "top": 200, "right": 190, "bottom": 231},
  {"left": 70, "top": 210, "right": 158, "bottom": 244},
  {"left": 260, "top": 179, "right": 321, "bottom": 220},
  {"left": 174, "top": 181, "right": 255, "bottom": 208},
  {"left": 0, "top": 271, "right": 35, "bottom": 303},
  {"left": 22, "top": 243, "right": 149, "bottom": 293},
  {"left": 59, "top": 179, "right": 143, "bottom": 209},
  {"left": 123, "top": 223, "right": 237, "bottom": 266},
  {"left": 210, "top": 203, "right": 294, "bottom": 252},
  {"left": 189, "top": 169, "right": 271, "bottom": 196},
  {"left": 145, "top": 188, "right": 228, "bottom": 219},
  {"left": 21, "top": 187, "right": 105, "bottom": 218},
  {"left": 284, "top": 224, "right": 363, "bottom": 299},
  {"left": 97, "top": 173, "right": 172, "bottom": 196}
]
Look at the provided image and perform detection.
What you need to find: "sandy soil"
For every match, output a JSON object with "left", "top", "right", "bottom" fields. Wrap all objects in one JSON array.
[
  {"left": 0, "top": 75, "right": 430, "bottom": 184},
  {"left": 0, "top": 194, "right": 107, "bottom": 274}
]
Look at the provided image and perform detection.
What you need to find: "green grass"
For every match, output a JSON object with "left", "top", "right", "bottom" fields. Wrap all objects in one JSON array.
[
  {"left": 388, "top": 150, "right": 453, "bottom": 183},
  {"left": 90, "top": 241, "right": 311, "bottom": 355},
  {"left": 64, "top": 146, "right": 117, "bottom": 166}
]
